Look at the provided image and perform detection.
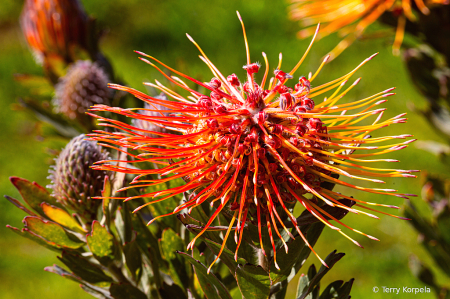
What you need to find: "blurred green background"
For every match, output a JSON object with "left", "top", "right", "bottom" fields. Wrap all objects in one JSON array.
[{"left": 0, "top": 0, "right": 448, "bottom": 298}]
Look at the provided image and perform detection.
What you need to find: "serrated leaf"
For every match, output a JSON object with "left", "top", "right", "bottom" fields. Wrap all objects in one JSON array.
[
  {"left": 10, "top": 177, "right": 63, "bottom": 216},
  {"left": 159, "top": 228, "right": 190, "bottom": 291},
  {"left": 270, "top": 223, "right": 325, "bottom": 284},
  {"left": 236, "top": 264, "right": 271, "bottom": 299},
  {"left": 110, "top": 283, "right": 147, "bottom": 299},
  {"left": 23, "top": 216, "right": 84, "bottom": 249},
  {"left": 41, "top": 203, "right": 86, "bottom": 233},
  {"left": 57, "top": 251, "right": 113, "bottom": 285},
  {"left": 87, "top": 221, "right": 116, "bottom": 265},
  {"left": 177, "top": 251, "right": 232, "bottom": 299}
]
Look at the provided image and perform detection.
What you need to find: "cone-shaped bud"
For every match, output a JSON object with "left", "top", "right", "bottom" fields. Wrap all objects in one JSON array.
[
  {"left": 20, "top": 0, "right": 90, "bottom": 66},
  {"left": 53, "top": 60, "right": 111, "bottom": 130},
  {"left": 132, "top": 93, "right": 171, "bottom": 138},
  {"left": 48, "top": 134, "right": 111, "bottom": 222}
]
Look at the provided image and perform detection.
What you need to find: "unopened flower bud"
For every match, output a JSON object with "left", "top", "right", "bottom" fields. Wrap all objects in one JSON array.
[
  {"left": 53, "top": 60, "right": 111, "bottom": 130},
  {"left": 48, "top": 134, "right": 111, "bottom": 222}
]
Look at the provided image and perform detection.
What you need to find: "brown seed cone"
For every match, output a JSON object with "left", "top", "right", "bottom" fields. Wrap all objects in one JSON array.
[
  {"left": 53, "top": 60, "right": 111, "bottom": 130},
  {"left": 48, "top": 134, "right": 111, "bottom": 222}
]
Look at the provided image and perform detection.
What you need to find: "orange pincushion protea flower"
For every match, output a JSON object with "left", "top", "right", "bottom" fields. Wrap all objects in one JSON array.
[
  {"left": 289, "top": 0, "right": 449, "bottom": 58},
  {"left": 20, "top": 0, "right": 89, "bottom": 64},
  {"left": 89, "top": 13, "right": 417, "bottom": 271}
]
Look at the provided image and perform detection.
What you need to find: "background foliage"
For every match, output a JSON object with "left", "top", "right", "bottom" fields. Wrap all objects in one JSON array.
[{"left": 0, "top": 0, "right": 449, "bottom": 298}]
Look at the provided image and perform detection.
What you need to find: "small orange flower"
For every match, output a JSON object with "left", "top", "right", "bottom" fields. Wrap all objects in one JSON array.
[
  {"left": 289, "top": 0, "right": 449, "bottom": 58},
  {"left": 89, "top": 13, "right": 417, "bottom": 271}
]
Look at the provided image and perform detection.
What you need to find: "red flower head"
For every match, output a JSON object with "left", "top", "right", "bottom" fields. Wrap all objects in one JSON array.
[
  {"left": 289, "top": 0, "right": 449, "bottom": 58},
  {"left": 20, "top": 0, "right": 90, "bottom": 63},
  {"left": 89, "top": 12, "right": 417, "bottom": 271}
]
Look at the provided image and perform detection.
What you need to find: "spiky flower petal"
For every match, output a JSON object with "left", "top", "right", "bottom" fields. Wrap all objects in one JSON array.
[
  {"left": 289, "top": 0, "right": 449, "bottom": 58},
  {"left": 48, "top": 134, "right": 111, "bottom": 222},
  {"left": 89, "top": 13, "right": 417, "bottom": 270},
  {"left": 54, "top": 60, "right": 111, "bottom": 129}
]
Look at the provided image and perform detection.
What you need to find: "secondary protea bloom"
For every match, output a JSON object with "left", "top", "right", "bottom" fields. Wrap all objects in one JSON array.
[
  {"left": 48, "top": 134, "right": 111, "bottom": 222},
  {"left": 54, "top": 60, "right": 111, "bottom": 129},
  {"left": 289, "top": 0, "right": 449, "bottom": 58},
  {"left": 20, "top": 0, "right": 89, "bottom": 65},
  {"left": 89, "top": 13, "right": 417, "bottom": 270}
]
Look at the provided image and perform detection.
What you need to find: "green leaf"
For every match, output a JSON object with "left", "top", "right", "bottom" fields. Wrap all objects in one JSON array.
[
  {"left": 57, "top": 251, "right": 113, "bottom": 285},
  {"left": 184, "top": 223, "right": 247, "bottom": 273},
  {"left": 17, "top": 98, "right": 82, "bottom": 137},
  {"left": 87, "top": 221, "right": 116, "bottom": 265},
  {"left": 336, "top": 279, "right": 353, "bottom": 299},
  {"left": 177, "top": 251, "right": 232, "bottom": 299},
  {"left": 159, "top": 228, "right": 190, "bottom": 290},
  {"left": 23, "top": 216, "right": 84, "bottom": 249},
  {"left": 7, "top": 225, "right": 62, "bottom": 252},
  {"left": 217, "top": 213, "right": 259, "bottom": 266},
  {"left": 102, "top": 176, "right": 112, "bottom": 229},
  {"left": 45, "top": 265, "right": 113, "bottom": 298},
  {"left": 190, "top": 247, "right": 206, "bottom": 299},
  {"left": 270, "top": 280, "right": 288, "bottom": 299},
  {"left": 296, "top": 273, "right": 311, "bottom": 299},
  {"left": 14, "top": 73, "right": 53, "bottom": 96},
  {"left": 41, "top": 202, "right": 86, "bottom": 233},
  {"left": 296, "top": 251, "right": 346, "bottom": 299},
  {"left": 81, "top": 285, "right": 111, "bottom": 299},
  {"left": 236, "top": 264, "right": 271, "bottom": 299},
  {"left": 116, "top": 201, "right": 133, "bottom": 245},
  {"left": 4, "top": 195, "right": 38, "bottom": 216},
  {"left": 318, "top": 280, "right": 343, "bottom": 299},
  {"left": 110, "top": 283, "right": 147, "bottom": 299},
  {"left": 147, "top": 182, "right": 181, "bottom": 231},
  {"left": 189, "top": 246, "right": 220, "bottom": 299},
  {"left": 158, "top": 282, "right": 188, "bottom": 299},
  {"left": 45, "top": 264, "right": 84, "bottom": 283},
  {"left": 131, "top": 213, "right": 166, "bottom": 287},
  {"left": 123, "top": 236, "right": 143, "bottom": 282},
  {"left": 10, "top": 177, "right": 64, "bottom": 216},
  {"left": 270, "top": 222, "right": 325, "bottom": 284}
]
